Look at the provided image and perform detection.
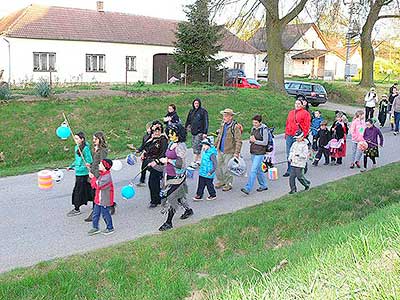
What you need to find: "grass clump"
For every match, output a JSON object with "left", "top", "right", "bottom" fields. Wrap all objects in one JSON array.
[
  {"left": 0, "top": 85, "right": 11, "bottom": 100},
  {"left": 35, "top": 78, "right": 52, "bottom": 98}
]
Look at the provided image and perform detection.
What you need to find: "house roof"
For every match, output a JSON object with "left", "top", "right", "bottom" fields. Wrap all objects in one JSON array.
[
  {"left": 0, "top": 4, "right": 259, "bottom": 54},
  {"left": 324, "top": 36, "right": 360, "bottom": 60},
  {"left": 249, "top": 23, "right": 314, "bottom": 51},
  {"left": 291, "top": 49, "right": 328, "bottom": 59}
]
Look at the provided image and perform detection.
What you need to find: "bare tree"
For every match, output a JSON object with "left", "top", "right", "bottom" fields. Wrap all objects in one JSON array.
[{"left": 359, "top": 0, "right": 400, "bottom": 87}]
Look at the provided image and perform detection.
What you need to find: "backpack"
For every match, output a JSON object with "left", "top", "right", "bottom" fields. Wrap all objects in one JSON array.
[
  {"left": 259, "top": 125, "right": 274, "bottom": 152},
  {"left": 230, "top": 120, "right": 243, "bottom": 139}
]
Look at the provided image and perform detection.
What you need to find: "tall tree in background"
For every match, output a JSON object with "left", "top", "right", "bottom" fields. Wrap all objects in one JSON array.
[
  {"left": 174, "top": 0, "right": 225, "bottom": 83},
  {"left": 359, "top": 0, "right": 400, "bottom": 87}
]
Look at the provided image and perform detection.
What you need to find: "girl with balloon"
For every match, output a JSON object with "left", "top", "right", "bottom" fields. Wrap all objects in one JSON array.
[
  {"left": 158, "top": 123, "right": 193, "bottom": 231},
  {"left": 349, "top": 110, "right": 366, "bottom": 169},
  {"left": 66, "top": 132, "right": 93, "bottom": 217}
]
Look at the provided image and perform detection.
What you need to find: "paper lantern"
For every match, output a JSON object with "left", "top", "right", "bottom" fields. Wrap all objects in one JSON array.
[
  {"left": 121, "top": 185, "right": 135, "bottom": 200},
  {"left": 111, "top": 160, "right": 123, "bottom": 171},
  {"left": 261, "top": 162, "right": 268, "bottom": 173},
  {"left": 51, "top": 169, "right": 64, "bottom": 183},
  {"left": 358, "top": 141, "right": 368, "bottom": 152},
  {"left": 38, "top": 170, "right": 54, "bottom": 190},
  {"left": 56, "top": 124, "right": 71, "bottom": 140},
  {"left": 126, "top": 153, "right": 137, "bottom": 166},
  {"left": 268, "top": 167, "right": 278, "bottom": 181}
]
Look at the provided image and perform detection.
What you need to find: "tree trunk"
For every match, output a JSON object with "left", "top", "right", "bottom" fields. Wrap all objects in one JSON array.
[{"left": 265, "top": 20, "right": 285, "bottom": 91}]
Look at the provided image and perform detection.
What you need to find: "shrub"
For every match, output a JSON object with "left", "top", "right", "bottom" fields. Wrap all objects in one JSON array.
[
  {"left": 0, "top": 84, "right": 11, "bottom": 100},
  {"left": 35, "top": 78, "right": 51, "bottom": 97}
]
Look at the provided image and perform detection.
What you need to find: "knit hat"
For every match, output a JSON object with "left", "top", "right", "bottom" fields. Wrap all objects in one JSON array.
[
  {"left": 294, "top": 130, "right": 304, "bottom": 139},
  {"left": 101, "top": 158, "right": 113, "bottom": 170}
]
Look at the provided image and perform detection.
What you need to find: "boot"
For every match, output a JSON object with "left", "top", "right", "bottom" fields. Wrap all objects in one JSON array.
[
  {"left": 84, "top": 210, "right": 93, "bottom": 222},
  {"left": 159, "top": 208, "right": 175, "bottom": 231},
  {"left": 180, "top": 208, "right": 194, "bottom": 219}
]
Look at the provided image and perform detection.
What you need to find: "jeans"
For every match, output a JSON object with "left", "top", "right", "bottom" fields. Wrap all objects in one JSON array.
[
  {"left": 395, "top": 111, "right": 400, "bottom": 132},
  {"left": 365, "top": 107, "right": 374, "bottom": 120},
  {"left": 148, "top": 168, "right": 163, "bottom": 205},
  {"left": 285, "top": 135, "right": 295, "bottom": 173},
  {"left": 92, "top": 204, "right": 113, "bottom": 230},
  {"left": 196, "top": 176, "right": 216, "bottom": 197},
  {"left": 244, "top": 154, "right": 267, "bottom": 192},
  {"left": 216, "top": 152, "right": 234, "bottom": 186},
  {"left": 351, "top": 142, "right": 363, "bottom": 163},
  {"left": 289, "top": 166, "right": 310, "bottom": 192}
]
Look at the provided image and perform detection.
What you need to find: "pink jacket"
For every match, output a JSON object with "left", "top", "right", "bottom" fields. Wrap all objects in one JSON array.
[{"left": 350, "top": 119, "right": 365, "bottom": 142}]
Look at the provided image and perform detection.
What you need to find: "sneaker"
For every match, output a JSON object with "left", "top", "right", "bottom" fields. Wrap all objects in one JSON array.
[
  {"left": 149, "top": 203, "right": 158, "bottom": 208},
  {"left": 350, "top": 163, "right": 355, "bottom": 169},
  {"left": 67, "top": 209, "right": 81, "bottom": 217},
  {"left": 323, "top": 162, "right": 330, "bottom": 165},
  {"left": 206, "top": 195, "right": 217, "bottom": 201},
  {"left": 394, "top": 132, "right": 398, "bottom": 136},
  {"left": 360, "top": 168, "right": 367, "bottom": 173},
  {"left": 101, "top": 228, "right": 115, "bottom": 236},
  {"left": 240, "top": 188, "right": 249, "bottom": 195},
  {"left": 84, "top": 211, "right": 93, "bottom": 222},
  {"left": 289, "top": 190, "right": 296, "bottom": 194},
  {"left": 88, "top": 228, "right": 100, "bottom": 236},
  {"left": 283, "top": 172, "right": 290, "bottom": 177},
  {"left": 222, "top": 185, "right": 232, "bottom": 192},
  {"left": 192, "top": 195, "right": 203, "bottom": 201},
  {"left": 180, "top": 208, "right": 194, "bottom": 220},
  {"left": 256, "top": 187, "right": 268, "bottom": 192},
  {"left": 159, "top": 222, "right": 173, "bottom": 231},
  {"left": 136, "top": 182, "right": 146, "bottom": 187},
  {"left": 305, "top": 186, "right": 310, "bottom": 191},
  {"left": 215, "top": 182, "right": 225, "bottom": 189},
  {"left": 312, "top": 161, "right": 318, "bottom": 166}
]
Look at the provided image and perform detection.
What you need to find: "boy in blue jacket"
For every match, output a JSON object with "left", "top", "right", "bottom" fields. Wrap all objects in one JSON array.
[
  {"left": 193, "top": 138, "right": 217, "bottom": 201},
  {"left": 311, "top": 110, "right": 324, "bottom": 151}
]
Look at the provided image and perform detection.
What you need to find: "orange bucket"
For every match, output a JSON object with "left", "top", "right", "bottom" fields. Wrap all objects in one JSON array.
[{"left": 38, "top": 170, "right": 54, "bottom": 190}]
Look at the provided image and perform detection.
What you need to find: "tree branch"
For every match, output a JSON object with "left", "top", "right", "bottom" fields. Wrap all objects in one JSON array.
[
  {"left": 280, "top": 0, "right": 309, "bottom": 25},
  {"left": 378, "top": 14, "right": 400, "bottom": 19}
]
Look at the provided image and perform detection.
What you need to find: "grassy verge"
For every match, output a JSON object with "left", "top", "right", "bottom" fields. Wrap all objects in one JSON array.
[
  {"left": 1, "top": 163, "right": 399, "bottom": 299},
  {"left": 11, "top": 84, "right": 101, "bottom": 96},
  {"left": 111, "top": 82, "right": 229, "bottom": 92},
  {"left": 0, "top": 88, "right": 334, "bottom": 177}
]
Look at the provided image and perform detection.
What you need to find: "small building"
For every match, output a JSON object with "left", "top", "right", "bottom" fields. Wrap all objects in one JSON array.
[
  {"left": 0, "top": 3, "right": 259, "bottom": 85},
  {"left": 248, "top": 23, "right": 361, "bottom": 80}
]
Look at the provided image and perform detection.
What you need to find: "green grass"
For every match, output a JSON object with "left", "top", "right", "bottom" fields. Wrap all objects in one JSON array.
[
  {"left": 1, "top": 163, "right": 399, "bottom": 300},
  {"left": 0, "top": 88, "right": 334, "bottom": 177},
  {"left": 111, "top": 82, "right": 229, "bottom": 92},
  {"left": 11, "top": 84, "right": 101, "bottom": 96}
]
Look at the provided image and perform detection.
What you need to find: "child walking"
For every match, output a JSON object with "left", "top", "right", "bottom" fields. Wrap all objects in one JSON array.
[
  {"left": 349, "top": 110, "right": 365, "bottom": 169},
  {"left": 330, "top": 112, "right": 348, "bottom": 165},
  {"left": 312, "top": 120, "right": 331, "bottom": 166},
  {"left": 311, "top": 110, "right": 324, "bottom": 152},
  {"left": 288, "top": 130, "right": 311, "bottom": 194},
  {"left": 193, "top": 138, "right": 217, "bottom": 201},
  {"left": 361, "top": 119, "right": 384, "bottom": 172},
  {"left": 88, "top": 159, "right": 115, "bottom": 235},
  {"left": 67, "top": 132, "right": 93, "bottom": 217}
]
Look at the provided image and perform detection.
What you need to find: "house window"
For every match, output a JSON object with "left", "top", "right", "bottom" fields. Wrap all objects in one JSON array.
[
  {"left": 312, "top": 41, "right": 315, "bottom": 48},
  {"left": 86, "top": 54, "right": 106, "bottom": 72},
  {"left": 234, "top": 62, "right": 245, "bottom": 70},
  {"left": 33, "top": 52, "right": 56, "bottom": 72},
  {"left": 126, "top": 56, "right": 137, "bottom": 71}
]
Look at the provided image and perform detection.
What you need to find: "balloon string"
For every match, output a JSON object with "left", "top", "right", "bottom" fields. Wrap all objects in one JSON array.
[{"left": 62, "top": 112, "right": 90, "bottom": 170}]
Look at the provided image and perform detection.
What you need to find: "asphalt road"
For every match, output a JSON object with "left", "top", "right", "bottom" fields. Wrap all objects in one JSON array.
[{"left": 0, "top": 104, "right": 398, "bottom": 273}]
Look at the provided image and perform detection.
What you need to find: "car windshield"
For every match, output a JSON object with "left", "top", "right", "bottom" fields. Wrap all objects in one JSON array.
[
  {"left": 288, "top": 82, "right": 301, "bottom": 89},
  {"left": 300, "top": 84, "right": 312, "bottom": 91},
  {"left": 314, "top": 84, "right": 326, "bottom": 93},
  {"left": 247, "top": 79, "right": 260, "bottom": 85}
]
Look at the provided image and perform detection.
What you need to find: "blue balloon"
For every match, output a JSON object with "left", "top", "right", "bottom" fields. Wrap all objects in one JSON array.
[
  {"left": 56, "top": 125, "right": 71, "bottom": 140},
  {"left": 126, "top": 153, "right": 137, "bottom": 166},
  {"left": 121, "top": 185, "right": 135, "bottom": 200}
]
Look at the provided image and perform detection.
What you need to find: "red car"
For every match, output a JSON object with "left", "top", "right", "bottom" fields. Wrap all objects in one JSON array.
[{"left": 225, "top": 77, "right": 261, "bottom": 89}]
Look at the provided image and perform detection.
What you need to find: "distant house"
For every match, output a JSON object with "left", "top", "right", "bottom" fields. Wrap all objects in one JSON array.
[
  {"left": 248, "top": 23, "right": 361, "bottom": 80},
  {"left": 0, "top": 3, "right": 259, "bottom": 85}
]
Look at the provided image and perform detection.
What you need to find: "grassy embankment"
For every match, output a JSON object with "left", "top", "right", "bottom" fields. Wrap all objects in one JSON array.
[{"left": 1, "top": 162, "right": 399, "bottom": 299}]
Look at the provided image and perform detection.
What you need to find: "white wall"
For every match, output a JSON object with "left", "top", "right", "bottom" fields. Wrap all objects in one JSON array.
[
  {"left": 0, "top": 37, "right": 10, "bottom": 83},
  {"left": 218, "top": 51, "right": 257, "bottom": 78},
  {"left": 2, "top": 37, "right": 257, "bottom": 85},
  {"left": 291, "top": 27, "right": 327, "bottom": 51}
]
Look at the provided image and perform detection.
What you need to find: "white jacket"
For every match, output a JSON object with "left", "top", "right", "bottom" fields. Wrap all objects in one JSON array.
[
  {"left": 364, "top": 92, "right": 377, "bottom": 108},
  {"left": 289, "top": 140, "right": 309, "bottom": 168}
]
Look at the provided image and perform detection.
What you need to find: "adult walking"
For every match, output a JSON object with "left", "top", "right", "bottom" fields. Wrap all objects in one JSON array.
[
  {"left": 389, "top": 83, "right": 398, "bottom": 114},
  {"left": 215, "top": 108, "right": 243, "bottom": 192},
  {"left": 364, "top": 87, "right": 377, "bottom": 120},
  {"left": 241, "top": 115, "right": 270, "bottom": 195},
  {"left": 391, "top": 91, "right": 400, "bottom": 135},
  {"left": 283, "top": 100, "right": 311, "bottom": 177},
  {"left": 184, "top": 98, "right": 209, "bottom": 168},
  {"left": 85, "top": 131, "right": 109, "bottom": 222},
  {"left": 142, "top": 120, "right": 168, "bottom": 208}
]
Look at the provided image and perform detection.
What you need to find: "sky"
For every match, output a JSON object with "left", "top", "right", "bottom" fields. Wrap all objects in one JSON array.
[{"left": 0, "top": 0, "right": 193, "bottom": 20}]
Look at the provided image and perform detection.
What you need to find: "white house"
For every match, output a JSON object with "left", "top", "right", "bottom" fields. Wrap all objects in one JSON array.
[
  {"left": 248, "top": 23, "right": 361, "bottom": 80},
  {"left": 0, "top": 3, "right": 259, "bottom": 85}
]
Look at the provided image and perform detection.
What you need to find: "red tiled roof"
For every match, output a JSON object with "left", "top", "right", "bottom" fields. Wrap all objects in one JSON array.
[{"left": 0, "top": 4, "right": 259, "bottom": 54}]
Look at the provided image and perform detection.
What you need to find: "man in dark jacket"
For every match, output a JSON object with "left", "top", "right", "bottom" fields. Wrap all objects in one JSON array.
[{"left": 185, "top": 98, "right": 209, "bottom": 167}]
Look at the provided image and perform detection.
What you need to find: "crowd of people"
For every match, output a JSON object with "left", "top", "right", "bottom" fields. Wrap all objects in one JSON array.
[{"left": 65, "top": 83, "right": 399, "bottom": 235}]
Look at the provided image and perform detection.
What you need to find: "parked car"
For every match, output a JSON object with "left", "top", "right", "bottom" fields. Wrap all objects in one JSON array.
[
  {"left": 225, "top": 77, "right": 261, "bottom": 89},
  {"left": 284, "top": 81, "right": 328, "bottom": 106},
  {"left": 225, "top": 68, "right": 246, "bottom": 79}
]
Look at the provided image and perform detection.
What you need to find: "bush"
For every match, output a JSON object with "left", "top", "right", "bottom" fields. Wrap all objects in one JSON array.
[
  {"left": 0, "top": 84, "right": 11, "bottom": 100},
  {"left": 35, "top": 78, "right": 52, "bottom": 97}
]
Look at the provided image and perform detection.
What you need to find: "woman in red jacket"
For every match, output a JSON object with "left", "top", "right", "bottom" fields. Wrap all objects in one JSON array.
[{"left": 284, "top": 100, "right": 311, "bottom": 177}]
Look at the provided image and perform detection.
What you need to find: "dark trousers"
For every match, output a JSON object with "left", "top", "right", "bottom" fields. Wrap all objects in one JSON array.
[
  {"left": 315, "top": 147, "right": 330, "bottom": 164},
  {"left": 395, "top": 111, "right": 400, "bottom": 132},
  {"left": 92, "top": 204, "right": 113, "bottom": 230},
  {"left": 365, "top": 107, "right": 374, "bottom": 120},
  {"left": 148, "top": 168, "right": 163, "bottom": 205},
  {"left": 196, "top": 176, "right": 216, "bottom": 197},
  {"left": 289, "top": 166, "right": 310, "bottom": 192},
  {"left": 363, "top": 155, "right": 376, "bottom": 168},
  {"left": 140, "top": 161, "right": 147, "bottom": 184}
]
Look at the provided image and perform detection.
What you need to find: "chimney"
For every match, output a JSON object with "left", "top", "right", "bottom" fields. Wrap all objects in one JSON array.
[{"left": 96, "top": 1, "right": 104, "bottom": 12}]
